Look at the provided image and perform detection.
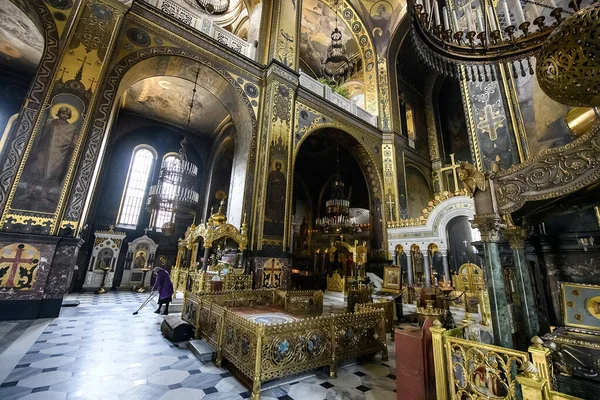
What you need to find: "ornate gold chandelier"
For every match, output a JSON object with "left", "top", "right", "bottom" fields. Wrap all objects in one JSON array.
[
  {"left": 196, "top": 0, "right": 229, "bottom": 15},
  {"left": 410, "top": 0, "right": 592, "bottom": 81},
  {"left": 321, "top": 0, "right": 351, "bottom": 83}
]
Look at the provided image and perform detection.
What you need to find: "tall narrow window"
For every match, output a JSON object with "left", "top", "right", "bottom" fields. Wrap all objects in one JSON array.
[
  {"left": 117, "top": 146, "right": 156, "bottom": 228},
  {"left": 153, "top": 154, "right": 180, "bottom": 231}
]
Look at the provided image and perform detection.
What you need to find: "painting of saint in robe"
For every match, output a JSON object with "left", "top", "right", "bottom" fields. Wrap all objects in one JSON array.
[
  {"left": 15, "top": 95, "right": 84, "bottom": 213},
  {"left": 134, "top": 250, "right": 147, "bottom": 269},
  {"left": 265, "top": 160, "right": 286, "bottom": 224}
]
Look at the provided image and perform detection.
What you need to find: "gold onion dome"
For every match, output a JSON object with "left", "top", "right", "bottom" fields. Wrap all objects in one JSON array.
[
  {"left": 536, "top": 3, "right": 600, "bottom": 107},
  {"left": 208, "top": 200, "right": 227, "bottom": 226}
]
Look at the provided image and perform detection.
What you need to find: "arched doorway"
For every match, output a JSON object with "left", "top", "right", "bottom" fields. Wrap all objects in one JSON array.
[
  {"left": 71, "top": 54, "right": 256, "bottom": 292},
  {"left": 290, "top": 127, "right": 385, "bottom": 286}
]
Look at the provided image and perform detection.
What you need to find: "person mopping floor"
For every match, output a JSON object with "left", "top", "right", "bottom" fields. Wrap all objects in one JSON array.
[{"left": 152, "top": 266, "right": 174, "bottom": 315}]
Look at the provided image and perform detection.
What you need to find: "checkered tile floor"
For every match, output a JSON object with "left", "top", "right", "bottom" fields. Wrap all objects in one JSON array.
[{"left": 0, "top": 292, "right": 397, "bottom": 400}]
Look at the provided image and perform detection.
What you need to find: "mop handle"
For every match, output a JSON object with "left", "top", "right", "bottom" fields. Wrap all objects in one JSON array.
[{"left": 136, "top": 291, "right": 158, "bottom": 313}]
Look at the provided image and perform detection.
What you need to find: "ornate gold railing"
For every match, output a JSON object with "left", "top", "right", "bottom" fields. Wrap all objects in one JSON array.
[
  {"left": 183, "top": 290, "right": 387, "bottom": 400},
  {"left": 431, "top": 322, "right": 583, "bottom": 400},
  {"left": 355, "top": 299, "right": 395, "bottom": 341}
]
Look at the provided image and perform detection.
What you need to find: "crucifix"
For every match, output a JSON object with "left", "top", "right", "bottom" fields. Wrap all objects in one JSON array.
[
  {"left": 463, "top": 239, "right": 469, "bottom": 247},
  {"left": 386, "top": 192, "right": 396, "bottom": 221},
  {"left": 144, "top": 227, "right": 150, "bottom": 235},
  {"left": 439, "top": 153, "right": 461, "bottom": 193}
]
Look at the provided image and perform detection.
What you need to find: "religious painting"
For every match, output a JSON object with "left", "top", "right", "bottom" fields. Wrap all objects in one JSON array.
[
  {"left": 264, "top": 156, "right": 287, "bottom": 242},
  {"left": 469, "top": 366, "right": 509, "bottom": 398},
  {"left": 134, "top": 249, "right": 148, "bottom": 270},
  {"left": 0, "top": 243, "right": 40, "bottom": 290},
  {"left": 300, "top": 0, "right": 361, "bottom": 83},
  {"left": 371, "top": 197, "right": 383, "bottom": 250},
  {"left": 405, "top": 103, "right": 416, "bottom": 147},
  {"left": 262, "top": 258, "right": 283, "bottom": 289},
  {"left": 351, "top": 0, "right": 404, "bottom": 56},
  {"left": 405, "top": 166, "right": 432, "bottom": 219},
  {"left": 465, "top": 78, "right": 520, "bottom": 170},
  {"left": 13, "top": 94, "right": 86, "bottom": 213},
  {"left": 438, "top": 78, "right": 472, "bottom": 165},
  {"left": 561, "top": 282, "right": 600, "bottom": 330},
  {"left": 383, "top": 265, "right": 401, "bottom": 290},
  {"left": 513, "top": 58, "right": 573, "bottom": 156},
  {"left": 0, "top": 0, "right": 43, "bottom": 76},
  {"left": 95, "top": 248, "right": 113, "bottom": 271}
]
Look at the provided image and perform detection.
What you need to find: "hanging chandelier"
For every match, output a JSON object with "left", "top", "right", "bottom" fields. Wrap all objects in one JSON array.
[
  {"left": 409, "top": 0, "right": 592, "bottom": 81},
  {"left": 314, "top": 143, "right": 359, "bottom": 234},
  {"left": 146, "top": 71, "right": 201, "bottom": 234},
  {"left": 196, "top": 0, "right": 229, "bottom": 15},
  {"left": 321, "top": 0, "right": 350, "bottom": 83}
]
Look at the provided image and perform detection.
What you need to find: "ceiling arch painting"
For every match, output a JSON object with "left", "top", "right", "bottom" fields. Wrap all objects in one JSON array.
[
  {"left": 121, "top": 76, "right": 230, "bottom": 138},
  {"left": 0, "top": 0, "right": 43, "bottom": 76}
]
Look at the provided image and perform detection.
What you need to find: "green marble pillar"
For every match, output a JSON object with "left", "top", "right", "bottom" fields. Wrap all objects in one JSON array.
[
  {"left": 504, "top": 226, "right": 540, "bottom": 342},
  {"left": 472, "top": 215, "right": 514, "bottom": 348}
]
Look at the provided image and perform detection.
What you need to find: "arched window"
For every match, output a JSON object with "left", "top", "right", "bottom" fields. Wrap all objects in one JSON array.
[
  {"left": 116, "top": 146, "right": 157, "bottom": 228},
  {"left": 153, "top": 153, "right": 180, "bottom": 231}
]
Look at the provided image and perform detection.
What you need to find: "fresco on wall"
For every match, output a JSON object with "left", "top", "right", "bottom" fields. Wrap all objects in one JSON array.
[
  {"left": 13, "top": 94, "right": 85, "bottom": 213},
  {"left": 123, "top": 77, "right": 230, "bottom": 136},
  {"left": 300, "top": 0, "right": 361, "bottom": 80},
  {"left": 349, "top": 0, "right": 406, "bottom": 56},
  {"left": 0, "top": 0, "right": 43, "bottom": 76},
  {"left": 405, "top": 166, "right": 432, "bottom": 219},
  {"left": 514, "top": 59, "right": 573, "bottom": 156},
  {"left": 438, "top": 78, "right": 472, "bottom": 165}
]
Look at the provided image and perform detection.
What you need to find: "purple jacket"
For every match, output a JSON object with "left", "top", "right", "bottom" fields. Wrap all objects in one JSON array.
[{"left": 153, "top": 269, "right": 174, "bottom": 300}]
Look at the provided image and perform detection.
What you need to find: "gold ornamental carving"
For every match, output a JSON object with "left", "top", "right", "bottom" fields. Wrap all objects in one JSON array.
[
  {"left": 387, "top": 189, "right": 468, "bottom": 228},
  {"left": 494, "top": 124, "right": 600, "bottom": 214},
  {"left": 471, "top": 214, "right": 502, "bottom": 243},
  {"left": 537, "top": 3, "right": 600, "bottom": 107}
]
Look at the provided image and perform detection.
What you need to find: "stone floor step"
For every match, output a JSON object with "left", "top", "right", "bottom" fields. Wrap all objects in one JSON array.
[{"left": 188, "top": 339, "right": 216, "bottom": 362}]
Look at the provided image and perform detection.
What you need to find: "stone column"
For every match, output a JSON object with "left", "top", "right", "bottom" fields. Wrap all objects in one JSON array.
[
  {"left": 392, "top": 251, "right": 398, "bottom": 266},
  {"left": 406, "top": 252, "right": 414, "bottom": 286},
  {"left": 440, "top": 249, "right": 451, "bottom": 283},
  {"left": 422, "top": 250, "right": 432, "bottom": 288},
  {"left": 504, "top": 225, "right": 540, "bottom": 342},
  {"left": 472, "top": 214, "right": 514, "bottom": 348}
]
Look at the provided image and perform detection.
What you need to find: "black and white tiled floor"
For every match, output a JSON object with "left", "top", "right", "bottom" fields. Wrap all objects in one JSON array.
[{"left": 0, "top": 293, "right": 396, "bottom": 400}]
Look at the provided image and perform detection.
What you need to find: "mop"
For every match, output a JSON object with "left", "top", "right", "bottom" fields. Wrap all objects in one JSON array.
[{"left": 132, "top": 291, "right": 158, "bottom": 315}]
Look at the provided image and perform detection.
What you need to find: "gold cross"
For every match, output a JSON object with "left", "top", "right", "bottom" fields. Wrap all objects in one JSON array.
[
  {"left": 440, "top": 153, "right": 461, "bottom": 193},
  {"left": 477, "top": 104, "right": 505, "bottom": 141}
]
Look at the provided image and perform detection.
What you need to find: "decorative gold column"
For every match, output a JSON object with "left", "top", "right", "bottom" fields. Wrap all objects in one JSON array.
[
  {"left": 430, "top": 320, "right": 448, "bottom": 400},
  {"left": 253, "top": 64, "right": 298, "bottom": 251},
  {"left": 382, "top": 134, "right": 400, "bottom": 227}
]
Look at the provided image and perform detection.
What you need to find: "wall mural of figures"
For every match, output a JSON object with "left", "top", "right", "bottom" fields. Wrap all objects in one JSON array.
[
  {"left": 464, "top": 77, "right": 520, "bottom": 170},
  {"left": 264, "top": 156, "right": 287, "bottom": 240},
  {"left": 513, "top": 58, "right": 573, "bottom": 156},
  {"left": 1, "top": 0, "right": 122, "bottom": 233},
  {"left": 438, "top": 78, "right": 472, "bottom": 165},
  {"left": 405, "top": 165, "right": 432, "bottom": 219},
  {"left": 14, "top": 94, "right": 86, "bottom": 213}
]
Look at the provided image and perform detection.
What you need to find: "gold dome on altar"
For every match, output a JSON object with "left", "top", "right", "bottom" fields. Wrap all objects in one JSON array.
[
  {"left": 208, "top": 200, "right": 227, "bottom": 226},
  {"left": 536, "top": 3, "right": 600, "bottom": 107}
]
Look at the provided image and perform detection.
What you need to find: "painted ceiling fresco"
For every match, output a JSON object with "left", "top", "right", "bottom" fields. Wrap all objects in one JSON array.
[
  {"left": 300, "top": 0, "right": 360, "bottom": 78},
  {"left": 0, "top": 0, "right": 43, "bottom": 76},
  {"left": 122, "top": 77, "right": 230, "bottom": 137},
  {"left": 347, "top": 0, "right": 407, "bottom": 55}
]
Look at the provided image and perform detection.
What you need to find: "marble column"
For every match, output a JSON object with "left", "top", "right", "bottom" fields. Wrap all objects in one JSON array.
[
  {"left": 440, "top": 250, "right": 451, "bottom": 283},
  {"left": 504, "top": 225, "right": 540, "bottom": 342},
  {"left": 472, "top": 214, "right": 514, "bottom": 348},
  {"left": 202, "top": 247, "right": 211, "bottom": 271},
  {"left": 406, "top": 252, "right": 414, "bottom": 286},
  {"left": 422, "top": 250, "right": 432, "bottom": 288}
]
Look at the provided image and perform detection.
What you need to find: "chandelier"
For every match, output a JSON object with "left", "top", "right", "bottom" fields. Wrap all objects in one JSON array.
[
  {"left": 321, "top": 0, "right": 350, "bottom": 83},
  {"left": 146, "top": 71, "right": 201, "bottom": 233},
  {"left": 409, "top": 0, "right": 591, "bottom": 81},
  {"left": 196, "top": 0, "right": 229, "bottom": 15},
  {"left": 314, "top": 143, "right": 359, "bottom": 234}
]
